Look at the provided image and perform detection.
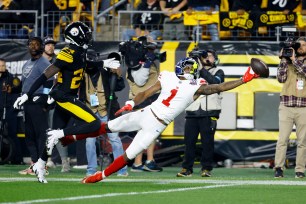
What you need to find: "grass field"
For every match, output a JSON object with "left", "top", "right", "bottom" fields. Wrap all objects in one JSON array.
[{"left": 1, "top": 165, "right": 306, "bottom": 204}]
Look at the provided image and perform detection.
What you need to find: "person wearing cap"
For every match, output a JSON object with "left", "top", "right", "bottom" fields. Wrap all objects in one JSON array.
[
  {"left": 42, "top": 36, "right": 71, "bottom": 173},
  {"left": 177, "top": 48, "right": 224, "bottom": 177},
  {"left": 18, "top": 36, "right": 55, "bottom": 175},
  {"left": 42, "top": 36, "right": 57, "bottom": 63}
]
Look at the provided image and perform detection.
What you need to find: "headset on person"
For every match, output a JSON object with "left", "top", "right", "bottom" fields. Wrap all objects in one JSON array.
[{"left": 206, "top": 49, "right": 219, "bottom": 67}]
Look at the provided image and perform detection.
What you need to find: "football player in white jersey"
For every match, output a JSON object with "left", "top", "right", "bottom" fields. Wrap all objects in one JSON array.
[{"left": 58, "top": 57, "right": 259, "bottom": 183}]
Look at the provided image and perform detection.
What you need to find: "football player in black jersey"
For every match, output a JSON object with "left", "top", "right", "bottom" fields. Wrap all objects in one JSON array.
[{"left": 13, "top": 21, "right": 120, "bottom": 183}]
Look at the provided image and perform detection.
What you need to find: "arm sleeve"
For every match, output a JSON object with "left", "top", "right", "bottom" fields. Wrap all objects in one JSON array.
[
  {"left": 277, "top": 61, "right": 288, "bottom": 83},
  {"left": 131, "top": 66, "right": 150, "bottom": 86},
  {"left": 199, "top": 69, "right": 224, "bottom": 84},
  {"left": 27, "top": 74, "right": 48, "bottom": 96},
  {"left": 292, "top": 59, "right": 306, "bottom": 77}
]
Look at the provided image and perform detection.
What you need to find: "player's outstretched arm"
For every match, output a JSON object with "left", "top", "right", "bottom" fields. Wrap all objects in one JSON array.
[{"left": 195, "top": 67, "right": 258, "bottom": 96}]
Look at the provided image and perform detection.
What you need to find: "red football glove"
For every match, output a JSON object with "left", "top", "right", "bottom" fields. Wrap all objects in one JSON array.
[
  {"left": 60, "top": 135, "right": 76, "bottom": 146},
  {"left": 115, "top": 104, "right": 133, "bottom": 116},
  {"left": 115, "top": 100, "right": 134, "bottom": 116},
  {"left": 242, "top": 67, "right": 259, "bottom": 83}
]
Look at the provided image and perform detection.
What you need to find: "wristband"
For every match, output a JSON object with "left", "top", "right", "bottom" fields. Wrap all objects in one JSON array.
[{"left": 125, "top": 100, "right": 135, "bottom": 108}]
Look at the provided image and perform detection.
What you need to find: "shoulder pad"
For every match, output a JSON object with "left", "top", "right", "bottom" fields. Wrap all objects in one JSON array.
[{"left": 57, "top": 47, "right": 75, "bottom": 63}]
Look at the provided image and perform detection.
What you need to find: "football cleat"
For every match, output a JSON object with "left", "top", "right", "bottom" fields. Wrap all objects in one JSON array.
[
  {"left": 81, "top": 171, "right": 103, "bottom": 183},
  {"left": 177, "top": 168, "right": 192, "bottom": 177},
  {"left": 201, "top": 169, "right": 212, "bottom": 177},
  {"left": 32, "top": 162, "right": 48, "bottom": 183}
]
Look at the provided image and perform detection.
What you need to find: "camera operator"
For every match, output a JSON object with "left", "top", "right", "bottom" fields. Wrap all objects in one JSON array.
[
  {"left": 274, "top": 37, "right": 306, "bottom": 179},
  {"left": 177, "top": 49, "right": 224, "bottom": 177},
  {"left": 121, "top": 36, "right": 163, "bottom": 172},
  {"left": 0, "top": 58, "right": 23, "bottom": 164}
]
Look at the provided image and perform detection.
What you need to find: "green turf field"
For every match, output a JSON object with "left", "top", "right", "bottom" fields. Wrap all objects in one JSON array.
[{"left": 1, "top": 165, "right": 306, "bottom": 204}]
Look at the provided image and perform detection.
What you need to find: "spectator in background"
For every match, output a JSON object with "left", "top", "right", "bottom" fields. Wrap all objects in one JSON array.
[
  {"left": 42, "top": 36, "right": 71, "bottom": 173},
  {"left": 79, "top": 50, "right": 128, "bottom": 178},
  {"left": 0, "top": 58, "right": 23, "bottom": 164},
  {"left": 122, "top": 0, "right": 163, "bottom": 41},
  {"left": 18, "top": 36, "right": 54, "bottom": 175},
  {"left": 0, "top": 0, "right": 21, "bottom": 39},
  {"left": 122, "top": 36, "right": 162, "bottom": 172},
  {"left": 159, "top": 0, "right": 188, "bottom": 41},
  {"left": 186, "top": 0, "right": 220, "bottom": 41},
  {"left": 274, "top": 37, "right": 306, "bottom": 179},
  {"left": 177, "top": 49, "right": 224, "bottom": 177}
]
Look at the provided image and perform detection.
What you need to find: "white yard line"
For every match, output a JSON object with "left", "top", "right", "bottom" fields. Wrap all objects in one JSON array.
[
  {"left": 0, "top": 183, "right": 238, "bottom": 204},
  {"left": 2, "top": 177, "right": 306, "bottom": 204},
  {"left": 1, "top": 177, "right": 306, "bottom": 186}
]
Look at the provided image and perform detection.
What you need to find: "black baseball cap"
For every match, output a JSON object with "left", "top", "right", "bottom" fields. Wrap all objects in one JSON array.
[{"left": 43, "top": 36, "right": 56, "bottom": 45}]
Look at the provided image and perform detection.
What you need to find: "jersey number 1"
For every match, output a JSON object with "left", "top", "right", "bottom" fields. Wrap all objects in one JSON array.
[{"left": 162, "top": 88, "right": 178, "bottom": 107}]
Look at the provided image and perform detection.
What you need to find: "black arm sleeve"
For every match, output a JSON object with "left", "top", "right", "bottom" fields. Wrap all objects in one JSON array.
[
  {"left": 199, "top": 69, "right": 224, "bottom": 84},
  {"left": 27, "top": 74, "right": 47, "bottom": 96}
]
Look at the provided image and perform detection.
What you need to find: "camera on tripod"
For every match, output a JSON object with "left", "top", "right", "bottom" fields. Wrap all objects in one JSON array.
[{"left": 280, "top": 27, "right": 300, "bottom": 58}]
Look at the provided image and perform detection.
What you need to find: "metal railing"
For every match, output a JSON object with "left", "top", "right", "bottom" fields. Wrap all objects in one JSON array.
[
  {"left": 117, "top": 10, "right": 306, "bottom": 43},
  {"left": 0, "top": 10, "right": 38, "bottom": 40}
]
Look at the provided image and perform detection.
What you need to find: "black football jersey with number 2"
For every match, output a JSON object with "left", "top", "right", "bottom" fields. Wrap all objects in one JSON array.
[{"left": 52, "top": 45, "right": 86, "bottom": 99}]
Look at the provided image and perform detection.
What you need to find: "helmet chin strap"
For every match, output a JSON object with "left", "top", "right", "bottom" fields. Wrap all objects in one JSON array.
[{"left": 65, "top": 38, "right": 88, "bottom": 49}]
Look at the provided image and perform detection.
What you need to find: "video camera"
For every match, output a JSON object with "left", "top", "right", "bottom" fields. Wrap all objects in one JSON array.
[
  {"left": 188, "top": 48, "right": 208, "bottom": 59},
  {"left": 280, "top": 27, "right": 300, "bottom": 58},
  {"left": 119, "top": 36, "right": 166, "bottom": 69}
]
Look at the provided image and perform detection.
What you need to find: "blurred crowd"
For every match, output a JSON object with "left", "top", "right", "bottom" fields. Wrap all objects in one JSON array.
[{"left": 1, "top": 0, "right": 306, "bottom": 41}]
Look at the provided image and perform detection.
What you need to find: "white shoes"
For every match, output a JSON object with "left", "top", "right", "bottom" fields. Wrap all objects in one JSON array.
[
  {"left": 32, "top": 160, "right": 48, "bottom": 183},
  {"left": 61, "top": 158, "right": 71, "bottom": 173},
  {"left": 46, "top": 129, "right": 65, "bottom": 156}
]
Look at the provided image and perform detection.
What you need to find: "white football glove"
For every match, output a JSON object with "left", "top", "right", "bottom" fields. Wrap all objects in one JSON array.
[
  {"left": 103, "top": 58, "right": 120, "bottom": 70},
  {"left": 13, "top": 94, "right": 29, "bottom": 109},
  {"left": 47, "top": 96, "right": 55, "bottom": 104}
]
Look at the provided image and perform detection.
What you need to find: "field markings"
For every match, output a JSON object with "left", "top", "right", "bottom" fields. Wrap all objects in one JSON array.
[
  {"left": 2, "top": 177, "right": 306, "bottom": 203},
  {"left": 1, "top": 183, "right": 238, "bottom": 204},
  {"left": 1, "top": 177, "right": 306, "bottom": 186}
]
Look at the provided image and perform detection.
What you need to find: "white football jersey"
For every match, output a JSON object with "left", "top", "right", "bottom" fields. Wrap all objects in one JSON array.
[{"left": 150, "top": 71, "right": 206, "bottom": 124}]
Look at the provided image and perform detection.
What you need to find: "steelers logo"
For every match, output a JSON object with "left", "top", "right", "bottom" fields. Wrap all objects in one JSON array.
[
  {"left": 288, "top": 14, "right": 295, "bottom": 22},
  {"left": 222, "top": 18, "right": 231, "bottom": 27},
  {"left": 70, "top": 27, "right": 79, "bottom": 36},
  {"left": 246, "top": 20, "right": 253, "bottom": 29},
  {"left": 260, "top": 14, "right": 268, "bottom": 23}
]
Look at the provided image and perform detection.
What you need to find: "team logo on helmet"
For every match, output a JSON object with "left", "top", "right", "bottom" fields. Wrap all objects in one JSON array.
[{"left": 70, "top": 27, "right": 79, "bottom": 36}]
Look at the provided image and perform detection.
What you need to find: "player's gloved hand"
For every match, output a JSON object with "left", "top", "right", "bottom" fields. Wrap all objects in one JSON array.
[
  {"left": 13, "top": 94, "right": 29, "bottom": 109},
  {"left": 115, "top": 100, "right": 134, "bottom": 116},
  {"left": 60, "top": 135, "right": 77, "bottom": 146},
  {"left": 103, "top": 58, "right": 120, "bottom": 69},
  {"left": 241, "top": 67, "right": 259, "bottom": 83},
  {"left": 47, "top": 96, "right": 55, "bottom": 104}
]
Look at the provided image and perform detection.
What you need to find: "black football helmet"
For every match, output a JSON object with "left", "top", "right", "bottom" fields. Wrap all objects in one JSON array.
[{"left": 64, "top": 21, "right": 92, "bottom": 49}]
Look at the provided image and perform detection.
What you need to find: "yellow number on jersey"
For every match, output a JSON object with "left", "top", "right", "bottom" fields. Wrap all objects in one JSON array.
[
  {"left": 56, "top": 68, "right": 84, "bottom": 89},
  {"left": 71, "top": 68, "right": 84, "bottom": 89}
]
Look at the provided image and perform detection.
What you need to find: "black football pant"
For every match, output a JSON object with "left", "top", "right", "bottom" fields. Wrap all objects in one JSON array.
[
  {"left": 24, "top": 102, "right": 49, "bottom": 163},
  {"left": 182, "top": 117, "right": 217, "bottom": 172},
  {"left": 41, "top": 97, "right": 100, "bottom": 161}
]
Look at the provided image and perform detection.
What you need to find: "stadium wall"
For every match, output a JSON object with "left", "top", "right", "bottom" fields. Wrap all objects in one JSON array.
[{"left": 0, "top": 41, "right": 295, "bottom": 161}]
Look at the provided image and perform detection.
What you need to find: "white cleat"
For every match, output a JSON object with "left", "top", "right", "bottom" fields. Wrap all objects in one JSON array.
[
  {"left": 46, "top": 129, "right": 64, "bottom": 156},
  {"left": 32, "top": 162, "right": 48, "bottom": 183}
]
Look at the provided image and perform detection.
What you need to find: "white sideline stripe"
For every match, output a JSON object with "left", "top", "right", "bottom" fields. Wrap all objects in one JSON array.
[
  {"left": 1, "top": 177, "right": 306, "bottom": 186},
  {"left": 0, "top": 184, "right": 237, "bottom": 204}
]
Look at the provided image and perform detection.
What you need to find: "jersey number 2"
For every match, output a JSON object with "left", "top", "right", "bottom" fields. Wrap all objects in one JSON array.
[{"left": 162, "top": 89, "right": 178, "bottom": 107}]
